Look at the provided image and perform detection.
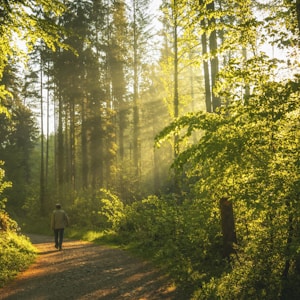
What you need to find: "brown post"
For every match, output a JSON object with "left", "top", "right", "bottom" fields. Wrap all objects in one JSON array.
[{"left": 220, "top": 197, "right": 237, "bottom": 259}]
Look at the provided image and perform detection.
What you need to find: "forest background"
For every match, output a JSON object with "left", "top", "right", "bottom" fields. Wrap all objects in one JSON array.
[{"left": 0, "top": 0, "right": 299, "bottom": 298}]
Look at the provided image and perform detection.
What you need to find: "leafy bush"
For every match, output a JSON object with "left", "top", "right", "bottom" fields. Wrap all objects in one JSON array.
[
  {"left": 117, "top": 194, "right": 224, "bottom": 291},
  {"left": 98, "top": 188, "right": 125, "bottom": 231},
  {"left": 113, "top": 83, "right": 300, "bottom": 297},
  {"left": 0, "top": 210, "right": 19, "bottom": 232},
  {"left": 69, "top": 189, "right": 108, "bottom": 230},
  {"left": 0, "top": 164, "right": 37, "bottom": 287},
  {"left": 0, "top": 231, "right": 36, "bottom": 287}
]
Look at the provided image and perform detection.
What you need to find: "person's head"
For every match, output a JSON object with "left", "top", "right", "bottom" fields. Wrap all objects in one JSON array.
[{"left": 55, "top": 203, "right": 61, "bottom": 209}]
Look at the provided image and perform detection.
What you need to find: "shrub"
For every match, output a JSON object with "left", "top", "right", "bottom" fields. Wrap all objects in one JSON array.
[
  {"left": 0, "top": 210, "right": 19, "bottom": 232},
  {"left": 0, "top": 231, "right": 36, "bottom": 287},
  {"left": 69, "top": 189, "right": 107, "bottom": 230},
  {"left": 98, "top": 189, "right": 125, "bottom": 231},
  {"left": 117, "top": 194, "right": 224, "bottom": 292}
]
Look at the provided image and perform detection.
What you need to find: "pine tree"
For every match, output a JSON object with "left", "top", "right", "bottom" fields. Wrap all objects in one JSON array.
[{"left": 0, "top": 63, "right": 38, "bottom": 213}]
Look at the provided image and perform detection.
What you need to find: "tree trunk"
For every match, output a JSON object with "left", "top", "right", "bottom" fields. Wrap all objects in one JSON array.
[
  {"left": 296, "top": 0, "right": 300, "bottom": 33},
  {"left": 39, "top": 53, "right": 45, "bottom": 215},
  {"left": 45, "top": 62, "right": 50, "bottom": 194},
  {"left": 199, "top": 0, "right": 212, "bottom": 112},
  {"left": 173, "top": 0, "right": 179, "bottom": 158},
  {"left": 207, "top": 1, "right": 220, "bottom": 112},
  {"left": 200, "top": 1, "right": 236, "bottom": 259},
  {"left": 201, "top": 30, "right": 212, "bottom": 112},
  {"left": 282, "top": 200, "right": 300, "bottom": 278},
  {"left": 69, "top": 100, "right": 76, "bottom": 190},
  {"left": 220, "top": 197, "right": 237, "bottom": 259},
  {"left": 57, "top": 93, "right": 64, "bottom": 200},
  {"left": 133, "top": 0, "right": 140, "bottom": 179},
  {"left": 81, "top": 98, "right": 88, "bottom": 189}
]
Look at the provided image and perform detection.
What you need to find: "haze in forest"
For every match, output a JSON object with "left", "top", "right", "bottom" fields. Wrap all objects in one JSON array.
[{"left": 1, "top": 1, "right": 299, "bottom": 298}]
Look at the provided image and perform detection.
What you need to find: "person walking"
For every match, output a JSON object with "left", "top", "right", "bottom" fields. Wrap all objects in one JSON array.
[{"left": 51, "top": 203, "right": 69, "bottom": 251}]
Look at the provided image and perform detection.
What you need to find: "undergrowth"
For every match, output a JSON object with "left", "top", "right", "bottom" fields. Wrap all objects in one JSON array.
[{"left": 0, "top": 230, "right": 36, "bottom": 288}]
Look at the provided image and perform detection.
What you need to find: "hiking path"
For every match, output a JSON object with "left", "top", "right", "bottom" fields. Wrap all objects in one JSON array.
[{"left": 0, "top": 234, "right": 184, "bottom": 300}]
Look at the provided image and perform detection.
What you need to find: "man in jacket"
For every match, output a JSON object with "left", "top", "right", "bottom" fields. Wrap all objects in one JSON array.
[{"left": 51, "top": 203, "right": 69, "bottom": 250}]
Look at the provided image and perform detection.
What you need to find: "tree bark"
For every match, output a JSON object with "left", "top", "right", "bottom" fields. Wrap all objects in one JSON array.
[
  {"left": 201, "top": 30, "right": 212, "bottom": 112},
  {"left": 39, "top": 53, "right": 45, "bottom": 215},
  {"left": 81, "top": 98, "right": 88, "bottom": 189},
  {"left": 173, "top": 0, "right": 179, "bottom": 158},
  {"left": 133, "top": 0, "right": 140, "bottom": 179},
  {"left": 296, "top": 0, "right": 300, "bottom": 33},
  {"left": 220, "top": 197, "right": 237, "bottom": 259},
  {"left": 207, "top": 1, "right": 220, "bottom": 112},
  {"left": 199, "top": 0, "right": 212, "bottom": 112}
]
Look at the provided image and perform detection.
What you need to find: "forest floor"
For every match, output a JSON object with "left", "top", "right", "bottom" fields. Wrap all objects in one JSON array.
[{"left": 0, "top": 234, "right": 187, "bottom": 300}]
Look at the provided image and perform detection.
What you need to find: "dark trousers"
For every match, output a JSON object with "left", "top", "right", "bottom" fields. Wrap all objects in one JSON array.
[{"left": 54, "top": 228, "right": 64, "bottom": 249}]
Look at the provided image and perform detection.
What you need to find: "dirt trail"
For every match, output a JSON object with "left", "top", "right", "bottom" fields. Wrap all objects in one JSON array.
[{"left": 0, "top": 234, "right": 185, "bottom": 300}]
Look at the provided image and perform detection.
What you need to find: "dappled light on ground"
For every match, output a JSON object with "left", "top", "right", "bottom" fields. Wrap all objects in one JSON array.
[{"left": 0, "top": 235, "right": 181, "bottom": 300}]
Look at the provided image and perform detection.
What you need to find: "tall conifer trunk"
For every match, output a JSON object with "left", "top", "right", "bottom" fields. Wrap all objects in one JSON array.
[
  {"left": 207, "top": 0, "right": 220, "bottom": 112},
  {"left": 81, "top": 98, "right": 88, "bottom": 189},
  {"left": 201, "top": 28, "right": 212, "bottom": 112},
  {"left": 45, "top": 61, "right": 50, "bottom": 196},
  {"left": 173, "top": 0, "right": 179, "bottom": 158},
  {"left": 133, "top": 0, "right": 140, "bottom": 179},
  {"left": 199, "top": 0, "right": 212, "bottom": 112},
  {"left": 57, "top": 92, "right": 64, "bottom": 200},
  {"left": 39, "top": 53, "right": 45, "bottom": 215},
  {"left": 70, "top": 100, "right": 76, "bottom": 190},
  {"left": 109, "top": 0, "right": 128, "bottom": 196}
]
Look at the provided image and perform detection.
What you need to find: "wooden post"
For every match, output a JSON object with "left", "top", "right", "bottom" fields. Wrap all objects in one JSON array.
[{"left": 220, "top": 197, "right": 237, "bottom": 259}]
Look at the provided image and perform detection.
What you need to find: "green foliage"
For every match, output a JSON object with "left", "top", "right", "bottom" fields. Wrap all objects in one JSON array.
[
  {"left": 0, "top": 162, "right": 12, "bottom": 207},
  {"left": 0, "top": 162, "right": 12, "bottom": 218},
  {"left": 0, "top": 0, "right": 298, "bottom": 298},
  {"left": 0, "top": 231, "right": 36, "bottom": 288},
  {"left": 0, "top": 67, "right": 38, "bottom": 213},
  {"left": 69, "top": 189, "right": 106, "bottom": 230},
  {"left": 67, "top": 228, "right": 121, "bottom": 247},
  {"left": 69, "top": 189, "right": 124, "bottom": 232},
  {"left": 98, "top": 189, "right": 125, "bottom": 231},
  {"left": 0, "top": 163, "right": 36, "bottom": 288},
  {"left": 0, "top": 210, "right": 19, "bottom": 232},
  {"left": 117, "top": 194, "right": 224, "bottom": 291},
  {"left": 154, "top": 56, "right": 300, "bottom": 297},
  {"left": 0, "top": 0, "right": 72, "bottom": 99}
]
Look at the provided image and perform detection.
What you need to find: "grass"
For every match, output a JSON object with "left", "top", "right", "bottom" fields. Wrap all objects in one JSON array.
[
  {"left": 67, "top": 227, "right": 123, "bottom": 248},
  {"left": 0, "top": 231, "right": 37, "bottom": 288}
]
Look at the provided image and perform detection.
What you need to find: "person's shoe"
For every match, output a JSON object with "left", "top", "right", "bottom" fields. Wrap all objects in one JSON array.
[
  {"left": 55, "top": 245, "right": 58, "bottom": 249},
  {"left": 59, "top": 246, "right": 62, "bottom": 251}
]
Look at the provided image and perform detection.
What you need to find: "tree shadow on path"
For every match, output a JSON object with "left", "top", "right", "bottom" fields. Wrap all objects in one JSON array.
[{"left": 0, "top": 234, "right": 188, "bottom": 300}]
